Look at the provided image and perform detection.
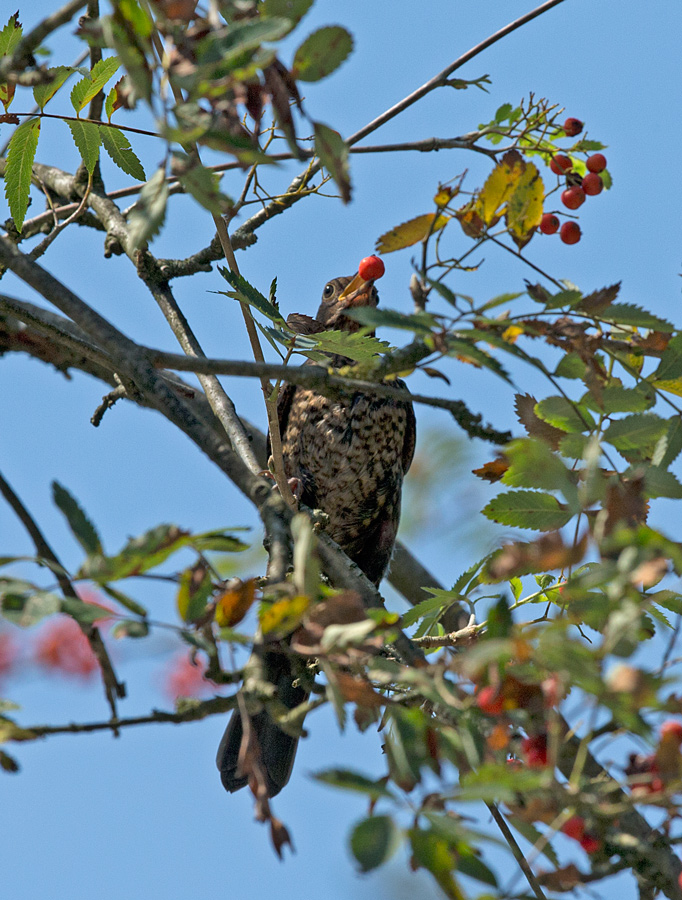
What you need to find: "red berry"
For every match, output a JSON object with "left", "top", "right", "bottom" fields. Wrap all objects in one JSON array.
[
  {"left": 549, "top": 154, "right": 572, "bottom": 175},
  {"left": 560, "top": 221, "right": 581, "bottom": 245},
  {"left": 476, "top": 685, "right": 504, "bottom": 716},
  {"left": 539, "top": 213, "right": 560, "bottom": 235},
  {"left": 660, "top": 720, "right": 682, "bottom": 744},
  {"left": 521, "top": 734, "right": 548, "bottom": 767},
  {"left": 563, "top": 117, "right": 583, "bottom": 136},
  {"left": 561, "top": 186, "right": 585, "bottom": 210},
  {"left": 358, "top": 255, "right": 385, "bottom": 281},
  {"left": 582, "top": 173, "right": 603, "bottom": 196},
  {"left": 561, "top": 816, "right": 586, "bottom": 842},
  {"left": 579, "top": 834, "right": 602, "bottom": 854},
  {"left": 586, "top": 153, "right": 607, "bottom": 173},
  {"left": 678, "top": 872, "right": 682, "bottom": 890}
]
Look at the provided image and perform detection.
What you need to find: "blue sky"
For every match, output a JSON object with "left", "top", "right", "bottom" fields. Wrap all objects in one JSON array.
[{"left": 2, "top": 2, "right": 682, "bottom": 898}]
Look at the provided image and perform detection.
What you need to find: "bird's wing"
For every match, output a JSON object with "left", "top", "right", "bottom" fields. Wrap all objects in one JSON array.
[{"left": 400, "top": 383, "right": 417, "bottom": 475}]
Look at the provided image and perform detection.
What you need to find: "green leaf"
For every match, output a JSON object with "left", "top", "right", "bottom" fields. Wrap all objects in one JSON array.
[
  {"left": 33, "top": 66, "right": 75, "bottom": 110},
  {"left": 597, "top": 303, "right": 673, "bottom": 332},
  {"left": 582, "top": 383, "right": 656, "bottom": 414},
  {"left": 197, "top": 18, "right": 290, "bottom": 69},
  {"left": 659, "top": 417, "right": 682, "bottom": 468},
  {"left": 70, "top": 56, "right": 121, "bottom": 114},
  {"left": 535, "top": 395, "right": 595, "bottom": 433},
  {"left": 100, "top": 583, "right": 147, "bottom": 618},
  {"left": 52, "top": 481, "right": 103, "bottom": 556},
  {"left": 350, "top": 816, "right": 402, "bottom": 872},
  {"left": 292, "top": 26, "right": 353, "bottom": 82},
  {"left": 314, "top": 768, "right": 396, "bottom": 799},
  {"left": 409, "top": 828, "right": 462, "bottom": 899},
  {"left": 78, "top": 524, "right": 191, "bottom": 582},
  {"left": 127, "top": 167, "right": 168, "bottom": 250},
  {"left": 402, "top": 593, "right": 456, "bottom": 628},
  {"left": 482, "top": 490, "right": 572, "bottom": 531},
  {"left": 4, "top": 118, "right": 40, "bottom": 232},
  {"left": 347, "top": 306, "right": 436, "bottom": 334},
  {"left": 0, "top": 12, "right": 22, "bottom": 56},
  {"left": 176, "top": 565, "right": 214, "bottom": 623},
  {"left": 171, "top": 151, "right": 231, "bottom": 214},
  {"left": 0, "top": 581, "right": 60, "bottom": 626},
  {"left": 189, "top": 530, "right": 249, "bottom": 553},
  {"left": 502, "top": 439, "right": 578, "bottom": 507},
  {"left": 603, "top": 413, "right": 668, "bottom": 455},
  {"left": 652, "top": 334, "right": 682, "bottom": 382},
  {"left": 643, "top": 466, "right": 682, "bottom": 500},
  {"left": 100, "top": 126, "right": 145, "bottom": 181},
  {"left": 299, "top": 329, "right": 391, "bottom": 363},
  {"left": 555, "top": 353, "right": 587, "bottom": 379},
  {"left": 261, "top": 0, "right": 313, "bottom": 34},
  {"left": 486, "top": 595, "right": 513, "bottom": 639},
  {"left": 478, "top": 291, "right": 524, "bottom": 312},
  {"left": 313, "top": 121, "right": 351, "bottom": 204},
  {"left": 60, "top": 597, "right": 108, "bottom": 625},
  {"left": 111, "top": 619, "right": 149, "bottom": 639},
  {"left": 217, "top": 267, "right": 285, "bottom": 324},
  {"left": 67, "top": 120, "right": 101, "bottom": 174}
]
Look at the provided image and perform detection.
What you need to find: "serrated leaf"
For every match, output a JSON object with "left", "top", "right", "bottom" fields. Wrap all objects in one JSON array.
[
  {"left": 217, "top": 267, "right": 285, "bottom": 325},
  {"left": 581, "top": 384, "right": 655, "bottom": 414},
  {"left": 376, "top": 213, "right": 449, "bottom": 254},
  {"left": 515, "top": 392, "right": 565, "bottom": 449},
  {"left": 482, "top": 490, "right": 572, "bottom": 531},
  {"left": 652, "top": 334, "right": 682, "bottom": 382},
  {"left": 292, "top": 26, "right": 353, "bottom": 82},
  {"left": 4, "top": 118, "right": 40, "bottom": 232},
  {"left": 506, "top": 161, "right": 543, "bottom": 248},
  {"left": 350, "top": 816, "right": 402, "bottom": 872},
  {"left": 33, "top": 66, "right": 74, "bottom": 110},
  {"left": 476, "top": 149, "right": 525, "bottom": 225},
  {"left": 100, "top": 125, "right": 145, "bottom": 181},
  {"left": 67, "top": 120, "right": 101, "bottom": 174},
  {"left": 70, "top": 56, "right": 121, "bottom": 114},
  {"left": 314, "top": 768, "right": 396, "bottom": 799},
  {"left": 313, "top": 121, "right": 350, "bottom": 203},
  {"left": 261, "top": 0, "right": 313, "bottom": 34},
  {"left": 189, "top": 529, "right": 249, "bottom": 553},
  {"left": 659, "top": 417, "right": 682, "bottom": 468},
  {"left": 597, "top": 303, "right": 673, "bottom": 332},
  {"left": 198, "top": 18, "right": 290, "bottom": 68},
  {"left": 643, "top": 467, "right": 682, "bottom": 500},
  {"left": 535, "top": 396, "right": 595, "bottom": 433},
  {"left": 52, "top": 481, "right": 103, "bottom": 556},
  {"left": 127, "top": 167, "right": 168, "bottom": 250},
  {"left": 347, "top": 306, "right": 436, "bottom": 333},
  {"left": 402, "top": 593, "right": 457, "bottom": 628},
  {"left": 502, "top": 439, "right": 578, "bottom": 507},
  {"left": 446, "top": 337, "right": 511, "bottom": 382},
  {"left": 300, "top": 329, "right": 391, "bottom": 363},
  {"left": 603, "top": 414, "right": 668, "bottom": 455}
]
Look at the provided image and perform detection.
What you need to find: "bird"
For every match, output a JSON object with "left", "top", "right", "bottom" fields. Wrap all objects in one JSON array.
[{"left": 217, "top": 269, "right": 416, "bottom": 797}]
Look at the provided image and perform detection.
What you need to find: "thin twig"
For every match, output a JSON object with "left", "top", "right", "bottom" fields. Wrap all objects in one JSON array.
[
  {"left": 0, "top": 470, "right": 126, "bottom": 718},
  {"left": 487, "top": 802, "right": 548, "bottom": 900}
]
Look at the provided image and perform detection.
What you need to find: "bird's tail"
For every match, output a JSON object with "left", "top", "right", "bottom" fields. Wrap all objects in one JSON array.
[{"left": 217, "top": 650, "right": 307, "bottom": 798}]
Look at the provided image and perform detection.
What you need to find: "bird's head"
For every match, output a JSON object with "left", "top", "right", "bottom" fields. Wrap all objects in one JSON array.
[{"left": 315, "top": 272, "right": 379, "bottom": 332}]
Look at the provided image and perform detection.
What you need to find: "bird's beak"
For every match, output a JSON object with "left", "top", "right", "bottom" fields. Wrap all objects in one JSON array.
[{"left": 338, "top": 270, "right": 371, "bottom": 301}]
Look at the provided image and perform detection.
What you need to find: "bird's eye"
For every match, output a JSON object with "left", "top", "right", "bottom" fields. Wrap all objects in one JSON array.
[{"left": 323, "top": 283, "right": 335, "bottom": 299}]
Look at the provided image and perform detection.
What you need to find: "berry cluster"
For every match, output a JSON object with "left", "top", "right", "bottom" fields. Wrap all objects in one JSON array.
[{"left": 540, "top": 117, "right": 609, "bottom": 245}]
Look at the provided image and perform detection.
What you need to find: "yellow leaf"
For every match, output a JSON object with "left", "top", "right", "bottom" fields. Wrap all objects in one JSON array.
[
  {"left": 259, "top": 594, "right": 310, "bottom": 636},
  {"left": 502, "top": 324, "right": 524, "bottom": 343},
  {"left": 475, "top": 149, "right": 526, "bottom": 226},
  {"left": 214, "top": 578, "right": 256, "bottom": 627},
  {"left": 506, "top": 162, "right": 544, "bottom": 248},
  {"left": 376, "top": 213, "right": 449, "bottom": 254},
  {"left": 651, "top": 378, "right": 682, "bottom": 397}
]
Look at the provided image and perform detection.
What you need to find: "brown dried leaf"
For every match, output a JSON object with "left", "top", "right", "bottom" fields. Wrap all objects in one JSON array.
[
  {"left": 487, "top": 530, "right": 587, "bottom": 580},
  {"left": 472, "top": 456, "right": 509, "bottom": 483},
  {"left": 514, "top": 393, "right": 565, "bottom": 450},
  {"left": 575, "top": 282, "right": 621, "bottom": 314},
  {"left": 537, "top": 864, "right": 583, "bottom": 891},
  {"left": 335, "top": 671, "right": 385, "bottom": 708},
  {"left": 603, "top": 475, "right": 648, "bottom": 535}
]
